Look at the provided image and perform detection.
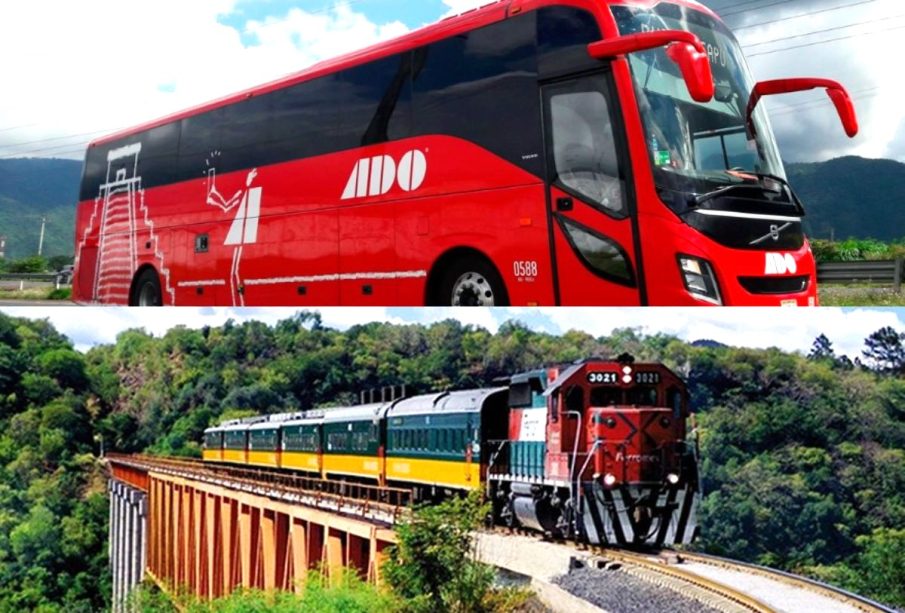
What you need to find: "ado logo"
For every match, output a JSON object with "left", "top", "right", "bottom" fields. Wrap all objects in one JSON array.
[
  {"left": 765, "top": 252, "right": 798, "bottom": 276},
  {"left": 341, "top": 150, "right": 427, "bottom": 200}
]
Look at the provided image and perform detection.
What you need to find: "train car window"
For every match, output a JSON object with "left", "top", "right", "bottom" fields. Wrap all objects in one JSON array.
[
  {"left": 440, "top": 429, "right": 448, "bottom": 452},
  {"left": 565, "top": 385, "right": 584, "bottom": 414},
  {"left": 668, "top": 387, "right": 683, "bottom": 419},
  {"left": 509, "top": 382, "right": 534, "bottom": 408}
]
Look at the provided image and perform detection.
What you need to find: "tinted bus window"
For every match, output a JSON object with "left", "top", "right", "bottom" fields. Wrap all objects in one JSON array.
[
  {"left": 537, "top": 6, "right": 602, "bottom": 77},
  {"left": 270, "top": 74, "right": 342, "bottom": 161},
  {"left": 338, "top": 53, "right": 413, "bottom": 148},
  {"left": 413, "top": 13, "right": 541, "bottom": 175}
]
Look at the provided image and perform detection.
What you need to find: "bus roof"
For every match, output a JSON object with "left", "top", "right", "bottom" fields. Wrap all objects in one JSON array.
[{"left": 89, "top": 0, "right": 716, "bottom": 149}]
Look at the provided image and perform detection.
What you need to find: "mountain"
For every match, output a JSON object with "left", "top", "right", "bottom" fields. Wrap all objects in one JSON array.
[
  {"left": 0, "top": 155, "right": 902, "bottom": 261},
  {"left": 787, "top": 156, "right": 905, "bottom": 242},
  {"left": 0, "top": 158, "right": 81, "bottom": 259}
]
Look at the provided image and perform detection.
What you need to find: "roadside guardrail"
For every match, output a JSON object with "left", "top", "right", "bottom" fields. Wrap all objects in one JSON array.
[
  {"left": 0, "top": 272, "right": 71, "bottom": 291},
  {"left": 818, "top": 259, "right": 903, "bottom": 293}
]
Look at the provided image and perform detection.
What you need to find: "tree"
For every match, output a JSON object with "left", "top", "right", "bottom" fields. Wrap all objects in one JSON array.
[
  {"left": 384, "top": 492, "right": 525, "bottom": 613},
  {"left": 6, "top": 256, "right": 47, "bottom": 274},
  {"left": 808, "top": 334, "right": 836, "bottom": 361},
  {"left": 36, "top": 348, "right": 88, "bottom": 391},
  {"left": 862, "top": 327, "right": 905, "bottom": 375},
  {"left": 853, "top": 529, "right": 905, "bottom": 607}
]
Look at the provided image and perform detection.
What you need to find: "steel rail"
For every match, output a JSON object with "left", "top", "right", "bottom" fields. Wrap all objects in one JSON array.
[{"left": 675, "top": 550, "right": 899, "bottom": 613}]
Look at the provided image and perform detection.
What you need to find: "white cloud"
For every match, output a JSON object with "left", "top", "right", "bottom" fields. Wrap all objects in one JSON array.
[
  {"left": 710, "top": 0, "right": 905, "bottom": 162},
  {"left": 539, "top": 308, "right": 903, "bottom": 359},
  {"left": 0, "top": 2, "right": 409, "bottom": 159}
]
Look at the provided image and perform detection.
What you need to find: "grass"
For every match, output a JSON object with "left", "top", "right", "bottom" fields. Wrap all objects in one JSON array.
[
  {"left": 819, "top": 285, "right": 905, "bottom": 307},
  {"left": 0, "top": 287, "right": 72, "bottom": 301}
]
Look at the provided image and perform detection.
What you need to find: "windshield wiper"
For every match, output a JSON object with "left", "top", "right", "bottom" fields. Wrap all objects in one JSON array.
[{"left": 689, "top": 172, "right": 792, "bottom": 208}]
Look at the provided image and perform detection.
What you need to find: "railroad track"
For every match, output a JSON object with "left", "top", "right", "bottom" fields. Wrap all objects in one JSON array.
[
  {"left": 591, "top": 547, "right": 897, "bottom": 613},
  {"left": 671, "top": 550, "right": 898, "bottom": 613},
  {"left": 104, "top": 454, "right": 413, "bottom": 526}
]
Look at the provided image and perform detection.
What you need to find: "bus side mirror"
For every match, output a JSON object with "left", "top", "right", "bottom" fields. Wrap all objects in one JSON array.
[
  {"left": 746, "top": 78, "right": 859, "bottom": 139},
  {"left": 588, "top": 30, "right": 715, "bottom": 103}
]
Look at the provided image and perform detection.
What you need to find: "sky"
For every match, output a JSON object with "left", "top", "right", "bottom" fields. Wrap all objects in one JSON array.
[
  {"left": 0, "top": 0, "right": 901, "bottom": 164},
  {"left": 1, "top": 306, "right": 902, "bottom": 359}
]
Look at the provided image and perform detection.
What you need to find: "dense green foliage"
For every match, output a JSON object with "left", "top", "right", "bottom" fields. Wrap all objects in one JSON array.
[
  {"left": 130, "top": 571, "right": 402, "bottom": 613},
  {"left": 811, "top": 238, "right": 905, "bottom": 263},
  {"left": 0, "top": 311, "right": 903, "bottom": 609},
  {"left": 385, "top": 492, "right": 527, "bottom": 613},
  {"left": 0, "top": 316, "right": 110, "bottom": 611}
]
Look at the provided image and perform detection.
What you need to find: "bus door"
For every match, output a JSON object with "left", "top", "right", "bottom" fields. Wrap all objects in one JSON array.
[{"left": 541, "top": 72, "right": 643, "bottom": 305}]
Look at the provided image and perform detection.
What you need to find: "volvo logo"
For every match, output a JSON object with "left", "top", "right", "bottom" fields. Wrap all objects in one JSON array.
[
  {"left": 341, "top": 150, "right": 427, "bottom": 200},
  {"left": 751, "top": 222, "right": 793, "bottom": 246}
]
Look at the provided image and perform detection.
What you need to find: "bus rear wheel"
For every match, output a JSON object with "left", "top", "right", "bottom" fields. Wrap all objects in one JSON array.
[
  {"left": 436, "top": 257, "right": 508, "bottom": 307},
  {"left": 130, "top": 269, "right": 163, "bottom": 307}
]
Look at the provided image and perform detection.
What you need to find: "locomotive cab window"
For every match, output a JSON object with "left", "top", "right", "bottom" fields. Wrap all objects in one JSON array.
[
  {"left": 626, "top": 386, "right": 658, "bottom": 406},
  {"left": 590, "top": 387, "right": 621, "bottom": 407},
  {"left": 564, "top": 385, "right": 584, "bottom": 414}
]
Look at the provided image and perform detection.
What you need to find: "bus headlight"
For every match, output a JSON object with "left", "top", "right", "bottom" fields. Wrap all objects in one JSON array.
[
  {"left": 603, "top": 473, "right": 617, "bottom": 487},
  {"left": 666, "top": 473, "right": 680, "bottom": 485},
  {"left": 678, "top": 255, "right": 722, "bottom": 305}
]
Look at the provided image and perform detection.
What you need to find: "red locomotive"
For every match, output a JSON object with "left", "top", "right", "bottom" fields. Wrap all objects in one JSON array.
[{"left": 489, "top": 355, "right": 699, "bottom": 546}]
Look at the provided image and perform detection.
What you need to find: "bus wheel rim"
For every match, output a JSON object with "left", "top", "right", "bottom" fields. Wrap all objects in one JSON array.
[
  {"left": 138, "top": 282, "right": 158, "bottom": 306},
  {"left": 451, "top": 272, "right": 494, "bottom": 307}
]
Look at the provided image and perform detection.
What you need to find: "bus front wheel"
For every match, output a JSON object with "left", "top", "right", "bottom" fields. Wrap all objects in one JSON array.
[
  {"left": 435, "top": 256, "right": 508, "bottom": 307},
  {"left": 130, "top": 268, "right": 163, "bottom": 307}
]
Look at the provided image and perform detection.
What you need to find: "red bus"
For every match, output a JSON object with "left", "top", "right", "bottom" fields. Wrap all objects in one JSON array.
[{"left": 73, "top": 0, "right": 857, "bottom": 307}]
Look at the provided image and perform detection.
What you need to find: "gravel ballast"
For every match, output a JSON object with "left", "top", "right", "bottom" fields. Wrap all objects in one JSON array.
[{"left": 553, "top": 567, "right": 724, "bottom": 613}]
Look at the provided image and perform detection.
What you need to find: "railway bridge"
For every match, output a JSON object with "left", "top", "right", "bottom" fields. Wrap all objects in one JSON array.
[
  {"left": 105, "top": 454, "right": 896, "bottom": 613},
  {"left": 106, "top": 454, "right": 403, "bottom": 612}
]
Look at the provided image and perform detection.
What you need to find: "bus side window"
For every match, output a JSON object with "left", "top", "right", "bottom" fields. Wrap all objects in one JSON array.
[
  {"left": 412, "top": 13, "right": 541, "bottom": 175},
  {"left": 537, "top": 6, "right": 603, "bottom": 78},
  {"left": 338, "top": 53, "right": 413, "bottom": 147}
]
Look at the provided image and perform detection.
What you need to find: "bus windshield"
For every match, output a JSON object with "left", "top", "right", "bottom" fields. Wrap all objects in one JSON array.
[{"left": 611, "top": 3, "right": 785, "bottom": 207}]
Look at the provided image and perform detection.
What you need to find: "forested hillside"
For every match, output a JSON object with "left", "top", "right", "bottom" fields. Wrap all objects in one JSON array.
[
  {"left": 0, "top": 159, "right": 81, "bottom": 259},
  {"left": 787, "top": 156, "right": 905, "bottom": 242},
  {"left": 0, "top": 312, "right": 903, "bottom": 610}
]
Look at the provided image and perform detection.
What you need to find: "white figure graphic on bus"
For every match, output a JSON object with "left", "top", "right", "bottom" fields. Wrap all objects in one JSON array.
[{"left": 205, "top": 152, "right": 262, "bottom": 307}]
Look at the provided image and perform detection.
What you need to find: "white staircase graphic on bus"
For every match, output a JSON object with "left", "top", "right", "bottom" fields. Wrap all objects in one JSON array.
[{"left": 75, "top": 143, "right": 174, "bottom": 304}]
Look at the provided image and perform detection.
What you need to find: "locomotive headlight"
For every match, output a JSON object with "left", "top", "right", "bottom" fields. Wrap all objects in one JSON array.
[
  {"left": 666, "top": 473, "right": 680, "bottom": 485},
  {"left": 604, "top": 473, "right": 617, "bottom": 487}
]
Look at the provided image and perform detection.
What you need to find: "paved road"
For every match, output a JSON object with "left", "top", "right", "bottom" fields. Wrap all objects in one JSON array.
[{"left": 0, "top": 300, "right": 76, "bottom": 307}]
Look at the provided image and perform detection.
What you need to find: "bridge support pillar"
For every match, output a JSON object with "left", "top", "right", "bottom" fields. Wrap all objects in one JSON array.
[
  {"left": 144, "top": 472, "right": 396, "bottom": 601},
  {"left": 108, "top": 480, "right": 148, "bottom": 612}
]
